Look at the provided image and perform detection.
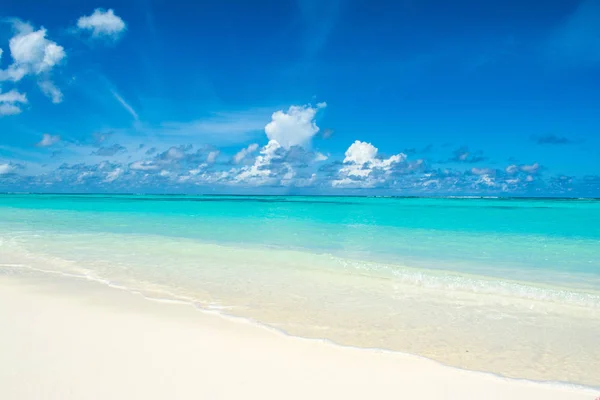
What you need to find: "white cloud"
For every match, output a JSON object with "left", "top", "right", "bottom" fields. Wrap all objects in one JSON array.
[
  {"left": 232, "top": 143, "right": 259, "bottom": 163},
  {"left": 130, "top": 160, "right": 158, "bottom": 171},
  {"left": 0, "top": 21, "right": 65, "bottom": 82},
  {"left": 314, "top": 152, "right": 328, "bottom": 162},
  {"left": 520, "top": 163, "right": 539, "bottom": 174},
  {"left": 38, "top": 80, "right": 63, "bottom": 103},
  {"left": 77, "top": 9, "right": 126, "bottom": 39},
  {"left": 0, "top": 89, "right": 28, "bottom": 116},
  {"left": 264, "top": 103, "right": 326, "bottom": 148},
  {"left": 234, "top": 140, "right": 283, "bottom": 185},
  {"left": 475, "top": 174, "right": 496, "bottom": 187},
  {"left": 0, "top": 104, "right": 22, "bottom": 116},
  {"left": 36, "top": 133, "right": 60, "bottom": 147},
  {"left": 206, "top": 150, "right": 220, "bottom": 163},
  {"left": 160, "top": 146, "right": 187, "bottom": 161},
  {"left": 294, "top": 173, "right": 317, "bottom": 187},
  {"left": 112, "top": 90, "right": 138, "bottom": 120},
  {"left": 333, "top": 140, "right": 406, "bottom": 187},
  {"left": 471, "top": 167, "right": 495, "bottom": 176},
  {"left": 0, "top": 89, "right": 28, "bottom": 103},
  {"left": 0, "top": 163, "right": 16, "bottom": 175},
  {"left": 505, "top": 164, "right": 518, "bottom": 174},
  {"left": 104, "top": 167, "right": 123, "bottom": 183}
]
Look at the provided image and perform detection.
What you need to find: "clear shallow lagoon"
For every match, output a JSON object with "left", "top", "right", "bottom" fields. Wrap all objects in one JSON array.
[{"left": 1, "top": 194, "right": 599, "bottom": 386}]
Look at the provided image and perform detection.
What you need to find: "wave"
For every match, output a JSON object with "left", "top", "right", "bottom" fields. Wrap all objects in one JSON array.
[{"left": 330, "top": 256, "right": 600, "bottom": 309}]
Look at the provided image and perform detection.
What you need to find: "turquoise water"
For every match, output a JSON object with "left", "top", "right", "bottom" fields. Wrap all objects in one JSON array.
[{"left": 1, "top": 194, "right": 599, "bottom": 386}]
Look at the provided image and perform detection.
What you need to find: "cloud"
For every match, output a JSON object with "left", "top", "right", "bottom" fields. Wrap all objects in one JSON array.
[
  {"left": 505, "top": 164, "right": 519, "bottom": 174},
  {"left": 38, "top": 80, "right": 63, "bottom": 103},
  {"left": 111, "top": 90, "right": 138, "bottom": 120},
  {"left": 273, "top": 145, "right": 328, "bottom": 168},
  {"left": 506, "top": 162, "right": 541, "bottom": 175},
  {"left": 520, "top": 162, "right": 540, "bottom": 174},
  {"left": 0, "top": 89, "right": 28, "bottom": 115},
  {"left": 532, "top": 134, "right": 578, "bottom": 145},
  {"left": 206, "top": 150, "right": 220, "bottom": 163},
  {"left": 234, "top": 140, "right": 286, "bottom": 185},
  {"left": 332, "top": 140, "right": 406, "bottom": 187},
  {"left": 103, "top": 167, "right": 123, "bottom": 183},
  {"left": 76, "top": 9, "right": 126, "bottom": 40},
  {"left": 91, "top": 144, "right": 127, "bottom": 156},
  {"left": 446, "top": 146, "right": 487, "bottom": 163},
  {"left": 232, "top": 143, "right": 259, "bottom": 164},
  {"left": 0, "top": 163, "right": 17, "bottom": 175},
  {"left": 36, "top": 133, "right": 60, "bottom": 147},
  {"left": 264, "top": 103, "right": 326, "bottom": 148},
  {"left": 314, "top": 152, "right": 328, "bottom": 162},
  {"left": 156, "top": 145, "right": 192, "bottom": 161},
  {"left": 0, "top": 20, "right": 66, "bottom": 82},
  {"left": 129, "top": 160, "right": 159, "bottom": 171},
  {"left": 470, "top": 167, "right": 496, "bottom": 176}
]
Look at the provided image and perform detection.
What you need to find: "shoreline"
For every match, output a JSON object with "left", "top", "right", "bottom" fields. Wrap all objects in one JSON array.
[
  {"left": 3, "top": 252, "right": 600, "bottom": 387},
  {"left": 0, "top": 272, "right": 596, "bottom": 400}
]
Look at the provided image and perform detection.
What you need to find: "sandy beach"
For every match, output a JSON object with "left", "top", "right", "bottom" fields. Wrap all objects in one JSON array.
[{"left": 0, "top": 274, "right": 595, "bottom": 400}]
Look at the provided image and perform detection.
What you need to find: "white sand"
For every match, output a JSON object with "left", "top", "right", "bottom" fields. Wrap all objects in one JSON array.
[{"left": 0, "top": 275, "right": 596, "bottom": 400}]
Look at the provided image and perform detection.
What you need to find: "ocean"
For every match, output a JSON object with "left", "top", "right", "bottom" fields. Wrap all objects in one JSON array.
[{"left": 1, "top": 194, "right": 599, "bottom": 386}]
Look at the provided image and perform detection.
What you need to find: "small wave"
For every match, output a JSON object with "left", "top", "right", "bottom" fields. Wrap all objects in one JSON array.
[{"left": 330, "top": 257, "right": 600, "bottom": 309}]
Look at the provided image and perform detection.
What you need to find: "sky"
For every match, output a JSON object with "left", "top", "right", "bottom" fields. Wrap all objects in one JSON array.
[{"left": 0, "top": 0, "right": 599, "bottom": 196}]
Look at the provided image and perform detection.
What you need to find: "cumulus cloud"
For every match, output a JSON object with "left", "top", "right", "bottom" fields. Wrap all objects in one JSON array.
[
  {"left": 234, "top": 140, "right": 285, "bottom": 185},
  {"left": 0, "top": 89, "right": 28, "bottom": 115},
  {"left": 264, "top": 103, "right": 326, "bottom": 148},
  {"left": 0, "top": 20, "right": 65, "bottom": 82},
  {"left": 76, "top": 9, "right": 126, "bottom": 39},
  {"left": 232, "top": 143, "right": 259, "bottom": 163},
  {"left": 333, "top": 140, "right": 406, "bottom": 187},
  {"left": 36, "top": 133, "right": 60, "bottom": 147}
]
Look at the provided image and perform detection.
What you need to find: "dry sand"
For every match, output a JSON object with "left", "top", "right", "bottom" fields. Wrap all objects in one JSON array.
[{"left": 0, "top": 274, "right": 596, "bottom": 400}]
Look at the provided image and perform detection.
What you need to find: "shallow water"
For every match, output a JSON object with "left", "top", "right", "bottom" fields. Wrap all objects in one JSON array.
[{"left": 1, "top": 194, "right": 599, "bottom": 386}]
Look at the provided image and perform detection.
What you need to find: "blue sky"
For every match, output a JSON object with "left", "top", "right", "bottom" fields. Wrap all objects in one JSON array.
[{"left": 0, "top": 0, "right": 599, "bottom": 196}]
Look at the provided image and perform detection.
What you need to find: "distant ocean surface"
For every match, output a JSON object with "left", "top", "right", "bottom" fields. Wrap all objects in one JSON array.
[{"left": 1, "top": 194, "right": 599, "bottom": 386}]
